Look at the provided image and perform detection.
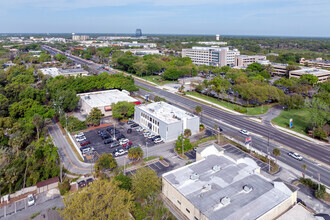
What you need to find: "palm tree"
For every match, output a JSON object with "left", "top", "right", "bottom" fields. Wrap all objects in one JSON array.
[
  {"left": 301, "top": 164, "right": 307, "bottom": 178},
  {"left": 272, "top": 148, "right": 281, "bottom": 164},
  {"left": 184, "top": 129, "right": 192, "bottom": 138},
  {"left": 195, "top": 105, "right": 202, "bottom": 115},
  {"left": 32, "top": 114, "right": 43, "bottom": 140}
]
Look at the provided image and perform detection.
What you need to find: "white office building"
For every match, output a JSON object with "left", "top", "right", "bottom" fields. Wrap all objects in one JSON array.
[
  {"left": 134, "top": 102, "right": 200, "bottom": 142},
  {"left": 182, "top": 47, "right": 240, "bottom": 67}
]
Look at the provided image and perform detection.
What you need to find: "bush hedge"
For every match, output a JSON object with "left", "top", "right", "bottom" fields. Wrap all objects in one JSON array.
[{"left": 299, "top": 178, "right": 326, "bottom": 199}]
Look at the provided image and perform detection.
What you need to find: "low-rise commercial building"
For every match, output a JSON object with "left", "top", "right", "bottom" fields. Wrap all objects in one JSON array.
[
  {"left": 134, "top": 101, "right": 200, "bottom": 142},
  {"left": 235, "top": 55, "right": 267, "bottom": 67},
  {"left": 162, "top": 144, "right": 298, "bottom": 220},
  {"left": 289, "top": 68, "right": 329, "bottom": 83},
  {"left": 121, "top": 49, "right": 160, "bottom": 55},
  {"left": 182, "top": 47, "right": 240, "bottom": 67},
  {"left": 271, "top": 63, "right": 289, "bottom": 76},
  {"left": 300, "top": 58, "right": 330, "bottom": 69},
  {"left": 78, "top": 89, "right": 139, "bottom": 116},
  {"left": 58, "top": 68, "right": 89, "bottom": 77}
]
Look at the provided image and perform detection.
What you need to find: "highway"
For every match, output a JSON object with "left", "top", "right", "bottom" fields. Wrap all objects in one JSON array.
[{"left": 41, "top": 45, "right": 330, "bottom": 186}]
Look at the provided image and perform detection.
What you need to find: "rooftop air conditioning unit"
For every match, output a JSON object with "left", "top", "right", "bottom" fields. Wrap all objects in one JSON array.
[
  {"left": 190, "top": 173, "right": 199, "bottom": 181},
  {"left": 212, "top": 165, "right": 221, "bottom": 172},
  {"left": 243, "top": 185, "right": 252, "bottom": 193},
  {"left": 220, "top": 196, "right": 230, "bottom": 205}
]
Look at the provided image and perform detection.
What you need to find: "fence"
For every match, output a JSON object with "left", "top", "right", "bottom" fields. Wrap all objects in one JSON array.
[{"left": 65, "top": 128, "right": 84, "bottom": 159}]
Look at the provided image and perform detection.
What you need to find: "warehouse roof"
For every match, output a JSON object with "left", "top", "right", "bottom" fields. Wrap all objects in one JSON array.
[
  {"left": 136, "top": 101, "right": 197, "bottom": 124},
  {"left": 78, "top": 89, "right": 138, "bottom": 108},
  {"left": 163, "top": 144, "right": 297, "bottom": 220},
  {"left": 290, "top": 67, "right": 330, "bottom": 76}
]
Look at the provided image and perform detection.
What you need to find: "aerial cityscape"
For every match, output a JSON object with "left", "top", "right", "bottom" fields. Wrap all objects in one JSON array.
[{"left": 0, "top": 0, "right": 329, "bottom": 220}]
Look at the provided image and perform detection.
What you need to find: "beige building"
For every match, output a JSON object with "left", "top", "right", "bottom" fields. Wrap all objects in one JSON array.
[
  {"left": 162, "top": 144, "right": 298, "bottom": 220},
  {"left": 58, "top": 68, "right": 89, "bottom": 77},
  {"left": 235, "top": 55, "right": 267, "bottom": 67},
  {"left": 289, "top": 67, "right": 329, "bottom": 83},
  {"left": 78, "top": 89, "right": 139, "bottom": 116},
  {"left": 182, "top": 47, "right": 240, "bottom": 67},
  {"left": 300, "top": 58, "right": 330, "bottom": 69},
  {"left": 271, "top": 63, "right": 289, "bottom": 76}
]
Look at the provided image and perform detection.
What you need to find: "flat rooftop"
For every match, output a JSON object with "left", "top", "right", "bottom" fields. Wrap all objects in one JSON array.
[
  {"left": 58, "top": 68, "right": 88, "bottom": 75},
  {"left": 163, "top": 145, "right": 296, "bottom": 220},
  {"left": 40, "top": 67, "right": 60, "bottom": 77},
  {"left": 136, "top": 101, "right": 197, "bottom": 124},
  {"left": 78, "top": 89, "right": 138, "bottom": 108},
  {"left": 277, "top": 203, "right": 316, "bottom": 220},
  {"left": 290, "top": 68, "right": 330, "bottom": 76},
  {"left": 236, "top": 55, "right": 265, "bottom": 58}
]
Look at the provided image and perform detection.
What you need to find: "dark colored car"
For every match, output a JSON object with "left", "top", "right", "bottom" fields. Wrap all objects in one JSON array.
[
  {"left": 78, "top": 180, "right": 86, "bottom": 188},
  {"left": 80, "top": 140, "right": 91, "bottom": 146},
  {"left": 152, "top": 135, "right": 161, "bottom": 141},
  {"left": 104, "top": 139, "right": 113, "bottom": 144},
  {"left": 130, "top": 123, "right": 139, "bottom": 128},
  {"left": 110, "top": 141, "right": 120, "bottom": 148},
  {"left": 101, "top": 134, "right": 111, "bottom": 140},
  {"left": 127, "top": 121, "right": 135, "bottom": 125},
  {"left": 86, "top": 178, "right": 94, "bottom": 185},
  {"left": 125, "top": 145, "right": 133, "bottom": 150},
  {"left": 127, "top": 128, "right": 132, "bottom": 134},
  {"left": 116, "top": 134, "right": 125, "bottom": 141},
  {"left": 97, "top": 130, "right": 107, "bottom": 136}
]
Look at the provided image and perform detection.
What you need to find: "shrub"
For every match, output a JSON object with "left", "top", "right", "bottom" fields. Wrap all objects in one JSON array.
[
  {"left": 234, "top": 106, "right": 247, "bottom": 113},
  {"left": 299, "top": 178, "right": 326, "bottom": 199},
  {"left": 58, "top": 180, "right": 70, "bottom": 195},
  {"left": 314, "top": 127, "right": 328, "bottom": 139},
  {"left": 60, "top": 116, "right": 87, "bottom": 132}
]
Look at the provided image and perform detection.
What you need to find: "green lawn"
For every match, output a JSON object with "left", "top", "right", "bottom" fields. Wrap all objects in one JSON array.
[
  {"left": 272, "top": 108, "right": 312, "bottom": 135},
  {"left": 136, "top": 85, "right": 153, "bottom": 92},
  {"left": 186, "top": 92, "right": 269, "bottom": 115},
  {"left": 141, "top": 75, "right": 176, "bottom": 85},
  {"left": 143, "top": 156, "right": 158, "bottom": 162}
]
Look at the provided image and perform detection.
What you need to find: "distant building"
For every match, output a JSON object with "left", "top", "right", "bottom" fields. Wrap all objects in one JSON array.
[
  {"left": 182, "top": 47, "right": 240, "bottom": 67},
  {"left": 134, "top": 102, "right": 200, "bottom": 142},
  {"left": 78, "top": 89, "right": 139, "bottom": 116},
  {"left": 235, "top": 55, "right": 267, "bottom": 67},
  {"left": 121, "top": 49, "right": 160, "bottom": 55},
  {"left": 40, "top": 68, "right": 60, "bottom": 77},
  {"left": 162, "top": 143, "right": 298, "bottom": 220},
  {"left": 216, "top": 34, "right": 220, "bottom": 41},
  {"left": 197, "top": 41, "right": 227, "bottom": 46},
  {"left": 270, "top": 63, "right": 289, "bottom": 76},
  {"left": 266, "top": 53, "right": 279, "bottom": 56},
  {"left": 40, "top": 68, "right": 89, "bottom": 77},
  {"left": 300, "top": 58, "right": 330, "bottom": 69},
  {"left": 72, "top": 34, "right": 89, "bottom": 41},
  {"left": 289, "top": 67, "right": 329, "bottom": 83},
  {"left": 135, "top": 29, "right": 142, "bottom": 38}
]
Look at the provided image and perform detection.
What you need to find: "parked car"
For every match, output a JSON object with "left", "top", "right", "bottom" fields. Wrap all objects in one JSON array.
[
  {"left": 288, "top": 152, "right": 303, "bottom": 161},
  {"left": 74, "top": 132, "right": 84, "bottom": 138},
  {"left": 27, "top": 194, "right": 35, "bottom": 206},
  {"left": 148, "top": 134, "right": 156, "bottom": 139},
  {"left": 81, "top": 148, "right": 91, "bottom": 154},
  {"left": 123, "top": 141, "right": 132, "bottom": 148},
  {"left": 80, "top": 140, "right": 91, "bottom": 146},
  {"left": 152, "top": 135, "right": 161, "bottom": 141},
  {"left": 136, "top": 126, "right": 143, "bottom": 132},
  {"left": 143, "top": 132, "right": 151, "bottom": 137},
  {"left": 154, "top": 138, "right": 163, "bottom": 144},
  {"left": 78, "top": 180, "right": 87, "bottom": 188},
  {"left": 125, "top": 144, "right": 134, "bottom": 150},
  {"left": 239, "top": 130, "right": 250, "bottom": 136},
  {"left": 101, "top": 134, "right": 111, "bottom": 140},
  {"left": 114, "top": 149, "right": 128, "bottom": 157},
  {"left": 86, "top": 178, "right": 94, "bottom": 185},
  {"left": 104, "top": 139, "right": 113, "bottom": 144},
  {"left": 109, "top": 129, "right": 120, "bottom": 135},
  {"left": 76, "top": 136, "right": 86, "bottom": 142},
  {"left": 127, "top": 128, "right": 132, "bottom": 134},
  {"left": 119, "top": 138, "right": 129, "bottom": 145},
  {"left": 97, "top": 130, "right": 107, "bottom": 136},
  {"left": 110, "top": 141, "right": 120, "bottom": 148},
  {"left": 130, "top": 123, "right": 139, "bottom": 128},
  {"left": 116, "top": 134, "right": 125, "bottom": 140},
  {"left": 127, "top": 121, "right": 135, "bottom": 125}
]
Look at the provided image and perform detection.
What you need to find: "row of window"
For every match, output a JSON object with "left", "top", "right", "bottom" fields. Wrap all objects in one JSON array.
[{"left": 176, "top": 200, "right": 198, "bottom": 220}]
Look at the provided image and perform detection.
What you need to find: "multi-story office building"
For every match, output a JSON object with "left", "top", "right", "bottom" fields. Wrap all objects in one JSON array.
[
  {"left": 72, "top": 34, "right": 89, "bottom": 41},
  {"left": 270, "top": 63, "right": 289, "bottom": 76},
  {"left": 300, "top": 58, "right": 330, "bottom": 69},
  {"left": 235, "top": 55, "right": 267, "bottom": 67},
  {"left": 135, "top": 29, "right": 142, "bottom": 37},
  {"left": 289, "top": 68, "right": 329, "bottom": 83},
  {"left": 182, "top": 47, "right": 240, "bottom": 67},
  {"left": 134, "top": 102, "right": 200, "bottom": 142}
]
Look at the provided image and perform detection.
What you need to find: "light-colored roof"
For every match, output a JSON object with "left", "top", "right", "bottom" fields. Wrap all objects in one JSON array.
[
  {"left": 40, "top": 67, "right": 60, "bottom": 77},
  {"left": 78, "top": 89, "right": 138, "bottom": 108},
  {"left": 290, "top": 68, "right": 330, "bottom": 76},
  {"left": 136, "top": 101, "right": 197, "bottom": 124},
  {"left": 58, "top": 68, "right": 88, "bottom": 75},
  {"left": 277, "top": 203, "right": 316, "bottom": 220},
  {"left": 162, "top": 144, "right": 296, "bottom": 220}
]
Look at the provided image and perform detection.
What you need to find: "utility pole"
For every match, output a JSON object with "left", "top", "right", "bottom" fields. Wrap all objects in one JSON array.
[
  {"left": 318, "top": 173, "right": 320, "bottom": 191},
  {"left": 124, "top": 157, "right": 126, "bottom": 175},
  {"left": 65, "top": 113, "right": 68, "bottom": 130},
  {"left": 267, "top": 133, "right": 270, "bottom": 172},
  {"left": 60, "top": 164, "right": 63, "bottom": 183},
  {"left": 146, "top": 140, "right": 148, "bottom": 159}
]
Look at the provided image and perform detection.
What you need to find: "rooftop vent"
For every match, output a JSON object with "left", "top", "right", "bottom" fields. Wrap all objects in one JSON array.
[
  {"left": 220, "top": 196, "right": 230, "bottom": 206},
  {"left": 190, "top": 173, "right": 199, "bottom": 181},
  {"left": 212, "top": 165, "right": 221, "bottom": 172},
  {"left": 202, "top": 184, "right": 211, "bottom": 192},
  {"left": 243, "top": 185, "right": 252, "bottom": 193}
]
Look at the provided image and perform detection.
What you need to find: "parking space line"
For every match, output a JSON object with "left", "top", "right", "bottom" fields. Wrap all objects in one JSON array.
[{"left": 153, "top": 163, "right": 161, "bottom": 170}]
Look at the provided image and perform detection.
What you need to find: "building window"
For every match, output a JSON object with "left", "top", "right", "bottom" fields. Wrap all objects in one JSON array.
[
  {"left": 177, "top": 200, "right": 181, "bottom": 205},
  {"left": 186, "top": 208, "right": 190, "bottom": 213},
  {"left": 194, "top": 217, "right": 198, "bottom": 220}
]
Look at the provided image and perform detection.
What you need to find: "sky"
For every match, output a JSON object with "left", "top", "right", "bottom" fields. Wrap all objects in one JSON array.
[{"left": 1, "top": 0, "right": 330, "bottom": 37}]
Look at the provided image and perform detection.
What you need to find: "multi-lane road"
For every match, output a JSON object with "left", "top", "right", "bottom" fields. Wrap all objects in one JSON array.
[{"left": 41, "top": 45, "right": 330, "bottom": 186}]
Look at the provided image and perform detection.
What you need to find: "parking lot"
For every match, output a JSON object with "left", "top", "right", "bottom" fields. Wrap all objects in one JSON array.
[
  {"left": 75, "top": 121, "right": 161, "bottom": 162},
  {"left": 124, "top": 160, "right": 173, "bottom": 177},
  {"left": 222, "top": 144, "right": 272, "bottom": 172}
]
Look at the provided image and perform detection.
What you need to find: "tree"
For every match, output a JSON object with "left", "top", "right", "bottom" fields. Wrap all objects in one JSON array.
[
  {"left": 114, "top": 173, "right": 132, "bottom": 191},
  {"left": 53, "top": 89, "right": 80, "bottom": 112},
  {"left": 305, "top": 98, "right": 329, "bottom": 131},
  {"left": 94, "top": 153, "right": 117, "bottom": 173},
  {"left": 128, "top": 147, "right": 143, "bottom": 161},
  {"left": 54, "top": 54, "right": 67, "bottom": 62},
  {"left": 111, "top": 101, "right": 135, "bottom": 120},
  {"left": 86, "top": 107, "right": 104, "bottom": 126},
  {"left": 162, "top": 67, "right": 181, "bottom": 80},
  {"left": 154, "top": 96, "right": 166, "bottom": 102},
  {"left": 61, "top": 179, "right": 134, "bottom": 219},
  {"left": 272, "top": 148, "right": 281, "bottom": 164},
  {"left": 184, "top": 129, "right": 192, "bottom": 138},
  {"left": 300, "top": 74, "right": 318, "bottom": 86},
  {"left": 131, "top": 167, "right": 161, "bottom": 200},
  {"left": 301, "top": 164, "right": 307, "bottom": 178},
  {"left": 195, "top": 105, "right": 202, "bottom": 115},
  {"left": 32, "top": 114, "right": 43, "bottom": 140}
]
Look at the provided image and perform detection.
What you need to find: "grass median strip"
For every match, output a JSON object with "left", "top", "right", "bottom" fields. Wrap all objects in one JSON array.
[{"left": 65, "top": 134, "right": 84, "bottom": 162}]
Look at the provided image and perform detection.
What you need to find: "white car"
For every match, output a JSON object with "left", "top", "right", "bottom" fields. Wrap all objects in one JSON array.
[
  {"left": 148, "top": 134, "right": 155, "bottom": 139},
  {"left": 288, "top": 152, "right": 303, "bottom": 161},
  {"left": 136, "top": 127, "right": 143, "bottom": 132},
  {"left": 154, "top": 138, "right": 163, "bottom": 144},
  {"left": 27, "top": 194, "right": 35, "bottom": 206},
  {"left": 76, "top": 136, "right": 86, "bottom": 142},
  {"left": 74, "top": 132, "right": 84, "bottom": 138},
  {"left": 143, "top": 132, "right": 151, "bottom": 137},
  {"left": 114, "top": 149, "right": 128, "bottom": 157},
  {"left": 239, "top": 130, "right": 250, "bottom": 136},
  {"left": 119, "top": 138, "right": 129, "bottom": 145}
]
